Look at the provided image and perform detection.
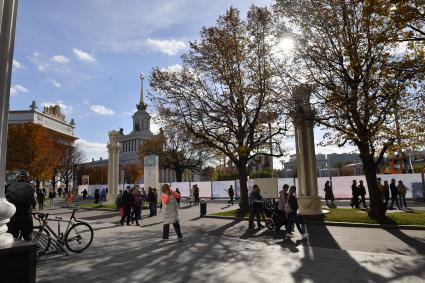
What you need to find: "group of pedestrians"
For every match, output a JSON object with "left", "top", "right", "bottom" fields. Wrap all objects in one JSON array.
[
  {"left": 248, "top": 183, "right": 309, "bottom": 239},
  {"left": 378, "top": 178, "right": 408, "bottom": 209},
  {"left": 189, "top": 184, "right": 200, "bottom": 206},
  {"left": 34, "top": 187, "right": 70, "bottom": 210},
  {"left": 350, "top": 180, "right": 368, "bottom": 208},
  {"left": 116, "top": 186, "right": 144, "bottom": 226}
]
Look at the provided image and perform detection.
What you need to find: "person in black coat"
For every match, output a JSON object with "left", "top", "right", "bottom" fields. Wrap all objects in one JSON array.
[
  {"left": 350, "top": 180, "right": 359, "bottom": 208},
  {"left": 120, "top": 186, "right": 134, "bottom": 225},
  {"left": 228, "top": 185, "right": 235, "bottom": 205},
  {"left": 147, "top": 187, "right": 156, "bottom": 217},
  {"left": 285, "top": 186, "right": 309, "bottom": 239},
  {"left": 248, "top": 184, "right": 264, "bottom": 229},
  {"left": 356, "top": 180, "right": 367, "bottom": 208},
  {"left": 389, "top": 179, "right": 401, "bottom": 210},
  {"left": 6, "top": 171, "right": 36, "bottom": 241}
]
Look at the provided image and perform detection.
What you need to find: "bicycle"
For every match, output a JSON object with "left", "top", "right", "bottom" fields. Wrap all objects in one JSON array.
[{"left": 32, "top": 208, "right": 94, "bottom": 255}]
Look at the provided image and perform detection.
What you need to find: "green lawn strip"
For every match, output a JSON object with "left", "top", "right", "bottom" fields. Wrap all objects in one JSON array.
[{"left": 211, "top": 208, "right": 425, "bottom": 226}]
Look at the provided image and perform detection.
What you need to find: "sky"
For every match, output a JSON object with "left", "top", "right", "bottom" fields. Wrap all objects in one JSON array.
[{"left": 10, "top": 0, "right": 355, "bottom": 166}]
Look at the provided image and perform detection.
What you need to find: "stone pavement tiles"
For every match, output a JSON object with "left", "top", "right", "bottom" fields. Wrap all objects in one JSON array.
[{"left": 35, "top": 205, "right": 425, "bottom": 283}]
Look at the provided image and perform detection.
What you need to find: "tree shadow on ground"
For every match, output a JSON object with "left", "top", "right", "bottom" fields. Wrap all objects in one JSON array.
[
  {"left": 285, "top": 222, "right": 425, "bottom": 282},
  {"left": 36, "top": 216, "right": 425, "bottom": 283}
]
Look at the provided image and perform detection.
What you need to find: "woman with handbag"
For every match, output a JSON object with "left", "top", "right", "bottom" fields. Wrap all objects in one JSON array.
[
  {"left": 285, "top": 186, "right": 309, "bottom": 239},
  {"left": 161, "top": 184, "right": 184, "bottom": 241}
]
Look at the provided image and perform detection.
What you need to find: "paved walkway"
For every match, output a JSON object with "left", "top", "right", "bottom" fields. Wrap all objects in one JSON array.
[{"left": 35, "top": 202, "right": 425, "bottom": 283}]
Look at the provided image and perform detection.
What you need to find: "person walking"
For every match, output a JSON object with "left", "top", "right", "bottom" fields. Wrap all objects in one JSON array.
[
  {"left": 147, "top": 187, "right": 156, "bottom": 217},
  {"left": 57, "top": 187, "right": 63, "bottom": 198},
  {"left": 350, "top": 180, "right": 359, "bottom": 208},
  {"left": 175, "top": 188, "right": 181, "bottom": 208},
  {"left": 194, "top": 185, "right": 200, "bottom": 205},
  {"left": 285, "top": 186, "right": 309, "bottom": 239},
  {"left": 94, "top": 188, "right": 100, "bottom": 204},
  {"left": 278, "top": 184, "right": 289, "bottom": 229},
  {"left": 115, "top": 189, "right": 123, "bottom": 211},
  {"left": 324, "top": 181, "right": 336, "bottom": 208},
  {"left": 390, "top": 179, "right": 401, "bottom": 210},
  {"left": 100, "top": 188, "right": 107, "bottom": 202},
  {"left": 189, "top": 185, "right": 195, "bottom": 207},
  {"left": 382, "top": 180, "right": 390, "bottom": 207},
  {"left": 248, "top": 184, "right": 264, "bottom": 229},
  {"left": 357, "top": 180, "right": 367, "bottom": 208},
  {"left": 227, "top": 185, "right": 235, "bottom": 205},
  {"left": 6, "top": 171, "right": 36, "bottom": 241},
  {"left": 82, "top": 188, "right": 88, "bottom": 200},
  {"left": 120, "top": 186, "right": 134, "bottom": 226},
  {"left": 161, "top": 184, "right": 184, "bottom": 241},
  {"left": 397, "top": 180, "right": 408, "bottom": 209},
  {"left": 153, "top": 188, "right": 158, "bottom": 215},
  {"left": 36, "top": 188, "right": 45, "bottom": 210},
  {"left": 48, "top": 189, "right": 56, "bottom": 209},
  {"left": 131, "top": 190, "right": 143, "bottom": 226}
]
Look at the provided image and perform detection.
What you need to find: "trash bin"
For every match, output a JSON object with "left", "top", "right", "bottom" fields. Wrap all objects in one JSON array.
[{"left": 200, "top": 200, "right": 207, "bottom": 217}]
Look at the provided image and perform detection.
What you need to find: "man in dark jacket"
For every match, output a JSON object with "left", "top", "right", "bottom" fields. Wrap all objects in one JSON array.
[
  {"left": 147, "top": 187, "right": 156, "bottom": 217},
  {"left": 248, "top": 184, "right": 264, "bottom": 229},
  {"left": 228, "top": 185, "right": 234, "bottom": 206},
  {"left": 350, "top": 180, "right": 359, "bottom": 208},
  {"left": 6, "top": 171, "right": 36, "bottom": 241},
  {"left": 120, "top": 186, "right": 134, "bottom": 225},
  {"left": 356, "top": 180, "right": 367, "bottom": 208},
  {"left": 389, "top": 179, "right": 401, "bottom": 210}
]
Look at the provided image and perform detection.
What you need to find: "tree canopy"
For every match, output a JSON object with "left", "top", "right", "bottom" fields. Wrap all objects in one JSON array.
[{"left": 150, "top": 6, "right": 289, "bottom": 208}]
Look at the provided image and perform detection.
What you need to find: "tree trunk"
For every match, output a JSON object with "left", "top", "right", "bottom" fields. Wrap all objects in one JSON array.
[
  {"left": 237, "top": 162, "right": 249, "bottom": 211},
  {"left": 175, "top": 168, "right": 183, "bottom": 182},
  {"left": 361, "top": 155, "right": 386, "bottom": 219}
]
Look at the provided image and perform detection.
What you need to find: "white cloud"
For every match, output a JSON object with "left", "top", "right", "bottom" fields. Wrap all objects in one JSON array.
[
  {"left": 37, "top": 63, "right": 49, "bottom": 72},
  {"left": 145, "top": 38, "right": 186, "bottom": 55},
  {"left": 50, "top": 55, "right": 70, "bottom": 64},
  {"left": 50, "top": 79, "right": 61, "bottom": 88},
  {"left": 161, "top": 64, "right": 183, "bottom": 73},
  {"left": 75, "top": 139, "right": 108, "bottom": 162},
  {"left": 13, "top": 59, "right": 25, "bottom": 69},
  {"left": 90, "top": 105, "right": 114, "bottom": 115},
  {"left": 42, "top": 101, "right": 73, "bottom": 114},
  {"left": 10, "top": 84, "right": 29, "bottom": 96},
  {"left": 83, "top": 100, "right": 89, "bottom": 105},
  {"left": 73, "top": 48, "right": 96, "bottom": 62}
]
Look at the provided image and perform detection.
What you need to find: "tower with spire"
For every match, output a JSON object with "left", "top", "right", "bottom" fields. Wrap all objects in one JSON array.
[{"left": 118, "top": 73, "right": 154, "bottom": 164}]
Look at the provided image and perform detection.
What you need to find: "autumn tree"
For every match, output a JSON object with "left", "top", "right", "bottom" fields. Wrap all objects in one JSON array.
[
  {"left": 6, "top": 123, "right": 60, "bottom": 188},
  {"left": 150, "top": 7, "right": 288, "bottom": 209},
  {"left": 56, "top": 145, "right": 85, "bottom": 191},
  {"left": 76, "top": 165, "right": 107, "bottom": 185},
  {"left": 123, "top": 163, "right": 143, "bottom": 184},
  {"left": 274, "top": 0, "right": 422, "bottom": 218},
  {"left": 140, "top": 127, "right": 212, "bottom": 182}
]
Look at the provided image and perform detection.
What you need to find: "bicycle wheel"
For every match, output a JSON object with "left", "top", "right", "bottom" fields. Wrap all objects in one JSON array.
[
  {"left": 64, "top": 222, "right": 93, "bottom": 253},
  {"left": 31, "top": 226, "right": 51, "bottom": 255}
]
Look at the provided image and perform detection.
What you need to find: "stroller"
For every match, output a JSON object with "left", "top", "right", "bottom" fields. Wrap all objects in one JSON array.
[{"left": 263, "top": 200, "right": 287, "bottom": 232}]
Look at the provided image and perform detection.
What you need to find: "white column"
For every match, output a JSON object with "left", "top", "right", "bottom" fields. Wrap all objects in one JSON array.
[
  {"left": 0, "top": 0, "right": 19, "bottom": 246},
  {"left": 107, "top": 131, "right": 120, "bottom": 203},
  {"left": 291, "top": 87, "right": 322, "bottom": 216}
]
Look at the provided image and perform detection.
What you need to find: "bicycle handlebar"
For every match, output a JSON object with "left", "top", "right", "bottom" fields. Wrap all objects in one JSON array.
[{"left": 32, "top": 212, "right": 49, "bottom": 223}]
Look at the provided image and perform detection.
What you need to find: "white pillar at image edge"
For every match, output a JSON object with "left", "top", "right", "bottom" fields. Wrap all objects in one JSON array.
[{"left": 0, "top": 0, "right": 19, "bottom": 246}]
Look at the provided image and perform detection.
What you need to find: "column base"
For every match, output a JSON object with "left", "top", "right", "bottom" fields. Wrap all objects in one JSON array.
[
  {"left": 298, "top": 196, "right": 323, "bottom": 216},
  {"left": 0, "top": 198, "right": 16, "bottom": 247}
]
